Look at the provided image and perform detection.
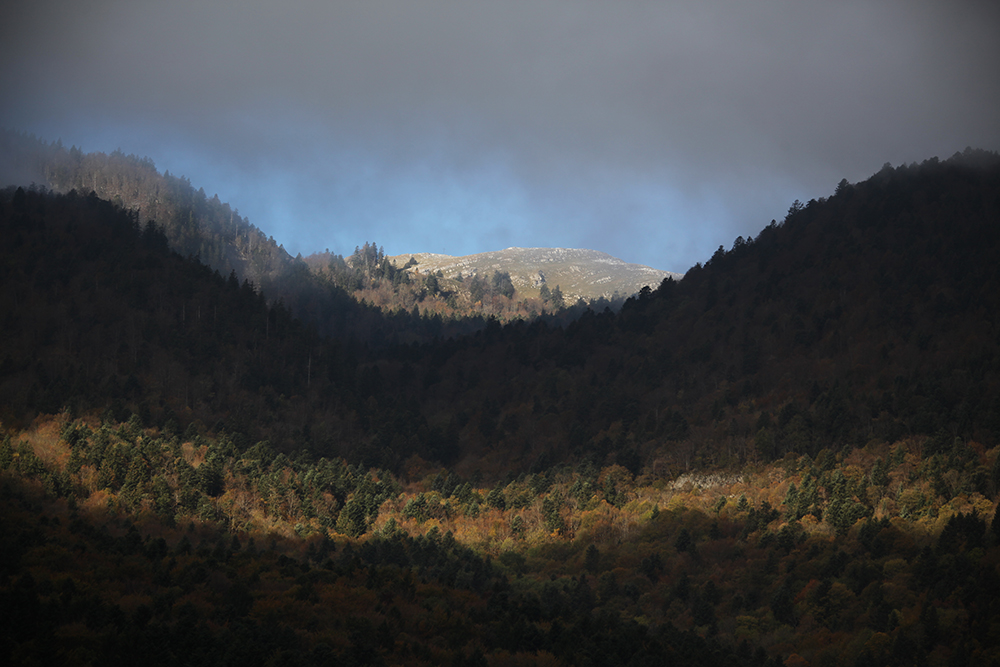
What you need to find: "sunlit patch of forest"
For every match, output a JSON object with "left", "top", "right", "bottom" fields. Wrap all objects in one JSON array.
[
  {"left": 2, "top": 414, "right": 999, "bottom": 665},
  {"left": 306, "top": 242, "right": 578, "bottom": 324}
]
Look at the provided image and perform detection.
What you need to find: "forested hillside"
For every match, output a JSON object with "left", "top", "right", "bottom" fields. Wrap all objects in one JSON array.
[
  {"left": 3, "top": 147, "right": 998, "bottom": 489},
  {"left": 1, "top": 147, "right": 999, "bottom": 665},
  {"left": 1, "top": 130, "right": 626, "bottom": 335},
  {"left": 0, "top": 130, "right": 289, "bottom": 287},
  {"left": 357, "top": 149, "right": 1000, "bottom": 476}
]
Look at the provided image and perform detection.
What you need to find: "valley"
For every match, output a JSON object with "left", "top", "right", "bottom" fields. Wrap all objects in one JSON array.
[{"left": 1, "top": 142, "right": 999, "bottom": 665}]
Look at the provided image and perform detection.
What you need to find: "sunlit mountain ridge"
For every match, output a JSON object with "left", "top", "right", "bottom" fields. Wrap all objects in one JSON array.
[{"left": 390, "top": 247, "right": 679, "bottom": 304}]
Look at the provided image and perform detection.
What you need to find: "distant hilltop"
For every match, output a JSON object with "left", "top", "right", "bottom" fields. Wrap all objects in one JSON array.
[{"left": 389, "top": 247, "right": 679, "bottom": 303}]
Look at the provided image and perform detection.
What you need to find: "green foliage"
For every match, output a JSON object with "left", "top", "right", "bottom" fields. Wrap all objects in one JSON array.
[
  {"left": 870, "top": 457, "right": 889, "bottom": 487},
  {"left": 14, "top": 442, "right": 46, "bottom": 478},
  {"left": 0, "top": 436, "right": 12, "bottom": 470},
  {"left": 196, "top": 455, "right": 224, "bottom": 497},
  {"left": 509, "top": 514, "right": 525, "bottom": 538},
  {"left": 541, "top": 492, "right": 565, "bottom": 533},
  {"left": 335, "top": 497, "right": 368, "bottom": 537},
  {"left": 825, "top": 496, "right": 871, "bottom": 535},
  {"left": 196, "top": 495, "right": 219, "bottom": 522},
  {"left": 402, "top": 493, "right": 429, "bottom": 523},
  {"left": 485, "top": 486, "right": 506, "bottom": 511},
  {"left": 549, "top": 285, "right": 564, "bottom": 308},
  {"left": 490, "top": 270, "right": 516, "bottom": 299}
]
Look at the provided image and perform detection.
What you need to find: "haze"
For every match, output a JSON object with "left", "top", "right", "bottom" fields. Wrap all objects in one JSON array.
[{"left": 2, "top": 0, "right": 998, "bottom": 271}]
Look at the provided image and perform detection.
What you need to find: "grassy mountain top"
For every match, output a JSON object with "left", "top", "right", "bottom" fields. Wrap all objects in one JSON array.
[{"left": 390, "top": 247, "right": 679, "bottom": 303}]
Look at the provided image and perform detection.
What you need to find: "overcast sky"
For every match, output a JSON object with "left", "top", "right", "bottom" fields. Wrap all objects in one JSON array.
[{"left": 2, "top": 1, "right": 998, "bottom": 271}]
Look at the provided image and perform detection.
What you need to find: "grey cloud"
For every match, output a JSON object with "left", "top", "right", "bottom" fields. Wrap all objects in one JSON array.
[{"left": 2, "top": 1, "right": 998, "bottom": 270}]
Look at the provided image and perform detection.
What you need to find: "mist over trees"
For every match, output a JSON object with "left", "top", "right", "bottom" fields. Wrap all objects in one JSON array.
[{"left": 0, "top": 130, "right": 588, "bottom": 348}]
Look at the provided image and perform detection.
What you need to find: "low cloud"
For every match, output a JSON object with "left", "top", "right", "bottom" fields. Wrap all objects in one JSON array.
[{"left": 2, "top": 1, "right": 998, "bottom": 270}]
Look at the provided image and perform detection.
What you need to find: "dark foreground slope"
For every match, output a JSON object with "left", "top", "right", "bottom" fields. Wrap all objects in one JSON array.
[{"left": 0, "top": 186, "right": 351, "bottom": 441}]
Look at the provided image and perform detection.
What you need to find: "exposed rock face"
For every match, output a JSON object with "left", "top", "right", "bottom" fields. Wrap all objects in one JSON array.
[{"left": 390, "top": 247, "right": 679, "bottom": 302}]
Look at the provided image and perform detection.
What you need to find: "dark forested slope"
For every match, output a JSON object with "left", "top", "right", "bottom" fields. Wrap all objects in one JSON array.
[
  {"left": 2, "top": 149, "right": 998, "bottom": 476},
  {"left": 376, "top": 149, "right": 1000, "bottom": 473},
  {"left": 0, "top": 186, "right": 364, "bottom": 447},
  {"left": 0, "top": 129, "right": 290, "bottom": 287}
]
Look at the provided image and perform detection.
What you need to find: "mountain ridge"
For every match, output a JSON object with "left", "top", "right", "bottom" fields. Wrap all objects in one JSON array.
[
  {"left": 0, "top": 130, "right": 668, "bottom": 329},
  {"left": 389, "top": 247, "right": 679, "bottom": 303}
]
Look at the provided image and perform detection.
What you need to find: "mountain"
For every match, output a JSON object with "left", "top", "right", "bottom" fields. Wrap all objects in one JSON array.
[
  {"left": 0, "top": 129, "right": 294, "bottom": 290},
  {"left": 3, "top": 146, "right": 998, "bottom": 468},
  {"left": 390, "top": 247, "right": 678, "bottom": 303},
  {"left": 361, "top": 149, "right": 1000, "bottom": 474},
  {"left": 0, "top": 130, "right": 667, "bottom": 335},
  {"left": 1, "top": 147, "right": 1000, "bottom": 665}
]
